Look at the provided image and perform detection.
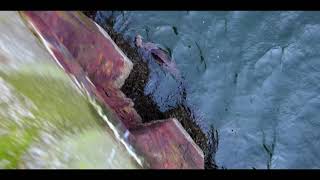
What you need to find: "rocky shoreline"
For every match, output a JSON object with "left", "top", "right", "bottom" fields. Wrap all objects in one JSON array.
[{"left": 83, "top": 11, "right": 218, "bottom": 169}]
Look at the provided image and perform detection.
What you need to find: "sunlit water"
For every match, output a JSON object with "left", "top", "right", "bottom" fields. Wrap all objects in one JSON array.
[
  {"left": 0, "top": 11, "right": 139, "bottom": 169},
  {"left": 95, "top": 11, "right": 320, "bottom": 168}
]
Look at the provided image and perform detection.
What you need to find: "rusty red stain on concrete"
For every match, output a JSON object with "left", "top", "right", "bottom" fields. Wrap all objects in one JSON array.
[
  {"left": 21, "top": 11, "right": 204, "bottom": 169},
  {"left": 130, "top": 118, "right": 204, "bottom": 169}
]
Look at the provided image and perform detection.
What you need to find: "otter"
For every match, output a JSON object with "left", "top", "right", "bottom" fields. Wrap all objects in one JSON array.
[
  {"left": 134, "top": 34, "right": 187, "bottom": 101},
  {"left": 134, "top": 34, "right": 183, "bottom": 82}
]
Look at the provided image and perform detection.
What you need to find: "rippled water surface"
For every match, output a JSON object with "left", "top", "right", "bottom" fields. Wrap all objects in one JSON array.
[{"left": 96, "top": 11, "right": 320, "bottom": 168}]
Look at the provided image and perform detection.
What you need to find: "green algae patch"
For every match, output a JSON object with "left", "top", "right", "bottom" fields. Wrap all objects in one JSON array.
[
  {"left": 0, "top": 62, "right": 139, "bottom": 169},
  {"left": 0, "top": 73, "right": 98, "bottom": 167},
  {"left": 5, "top": 72, "right": 102, "bottom": 133},
  {"left": 0, "top": 125, "right": 38, "bottom": 168}
]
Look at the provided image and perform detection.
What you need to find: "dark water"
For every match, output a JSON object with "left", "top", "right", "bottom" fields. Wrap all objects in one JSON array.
[{"left": 96, "top": 11, "right": 320, "bottom": 168}]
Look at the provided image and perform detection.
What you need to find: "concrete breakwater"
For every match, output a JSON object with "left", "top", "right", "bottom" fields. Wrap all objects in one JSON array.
[{"left": 20, "top": 11, "right": 205, "bottom": 169}]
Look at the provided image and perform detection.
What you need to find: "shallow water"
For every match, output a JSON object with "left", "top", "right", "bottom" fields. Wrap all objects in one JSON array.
[{"left": 96, "top": 11, "right": 320, "bottom": 168}]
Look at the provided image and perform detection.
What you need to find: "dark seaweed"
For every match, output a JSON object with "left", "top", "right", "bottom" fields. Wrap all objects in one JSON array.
[
  {"left": 195, "top": 41, "right": 207, "bottom": 71},
  {"left": 234, "top": 73, "right": 238, "bottom": 84},
  {"left": 172, "top": 26, "right": 179, "bottom": 35},
  {"left": 262, "top": 130, "right": 276, "bottom": 169}
]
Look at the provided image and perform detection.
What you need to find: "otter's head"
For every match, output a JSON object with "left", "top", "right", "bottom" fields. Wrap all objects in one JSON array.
[{"left": 135, "top": 34, "right": 143, "bottom": 48}]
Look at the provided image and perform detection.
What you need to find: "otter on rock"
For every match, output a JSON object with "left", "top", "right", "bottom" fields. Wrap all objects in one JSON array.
[
  {"left": 134, "top": 34, "right": 187, "bottom": 100},
  {"left": 134, "top": 34, "right": 182, "bottom": 81}
]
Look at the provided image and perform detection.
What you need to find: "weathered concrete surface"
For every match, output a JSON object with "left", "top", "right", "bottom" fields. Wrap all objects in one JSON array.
[
  {"left": 21, "top": 11, "right": 204, "bottom": 169},
  {"left": 20, "top": 11, "right": 142, "bottom": 130},
  {"left": 0, "top": 11, "right": 140, "bottom": 169},
  {"left": 130, "top": 118, "right": 204, "bottom": 169}
]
